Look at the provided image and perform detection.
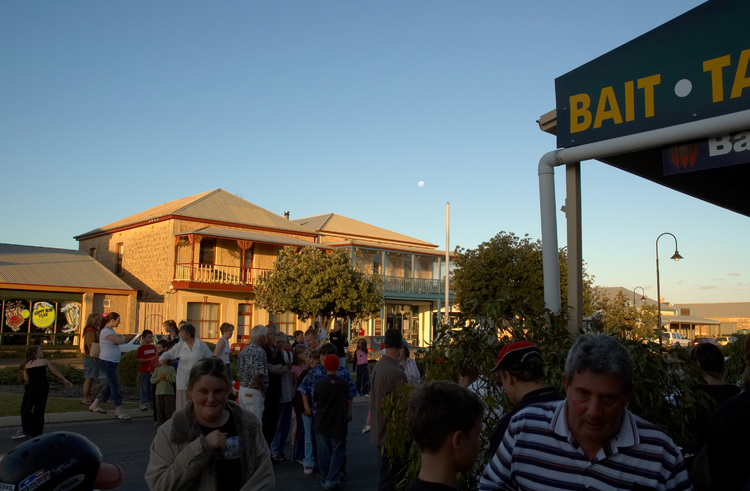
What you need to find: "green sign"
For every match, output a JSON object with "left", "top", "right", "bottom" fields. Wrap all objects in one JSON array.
[{"left": 556, "top": 0, "right": 750, "bottom": 148}]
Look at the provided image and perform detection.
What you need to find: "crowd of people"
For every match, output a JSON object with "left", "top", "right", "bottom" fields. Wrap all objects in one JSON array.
[{"left": 9, "top": 315, "right": 750, "bottom": 490}]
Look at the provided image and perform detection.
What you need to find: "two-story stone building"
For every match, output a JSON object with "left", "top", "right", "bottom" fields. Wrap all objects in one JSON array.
[{"left": 75, "top": 189, "right": 453, "bottom": 348}]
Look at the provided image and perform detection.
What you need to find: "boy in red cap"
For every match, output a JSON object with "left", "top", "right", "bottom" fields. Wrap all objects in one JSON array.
[
  {"left": 313, "top": 354, "right": 352, "bottom": 490},
  {"left": 487, "top": 341, "right": 562, "bottom": 457}
]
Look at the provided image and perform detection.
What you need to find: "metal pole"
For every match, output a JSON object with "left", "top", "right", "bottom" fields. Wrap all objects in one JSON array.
[
  {"left": 655, "top": 232, "right": 682, "bottom": 333},
  {"left": 445, "top": 202, "right": 450, "bottom": 324}
]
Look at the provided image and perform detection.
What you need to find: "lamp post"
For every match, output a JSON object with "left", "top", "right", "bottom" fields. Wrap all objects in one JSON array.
[
  {"left": 632, "top": 286, "right": 645, "bottom": 307},
  {"left": 655, "top": 233, "right": 683, "bottom": 332}
]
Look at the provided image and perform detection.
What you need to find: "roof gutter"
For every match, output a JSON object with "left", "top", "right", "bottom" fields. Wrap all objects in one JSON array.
[{"left": 539, "top": 108, "right": 750, "bottom": 314}]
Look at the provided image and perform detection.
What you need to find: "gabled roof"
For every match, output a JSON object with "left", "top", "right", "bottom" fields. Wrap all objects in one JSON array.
[
  {"left": 596, "top": 286, "right": 674, "bottom": 311},
  {"left": 76, "top": 189, "right": 314, "bottom": 240},
  {"left": 0, "top": 243, "right": 134, "bottom": 292},
  {"left": 293, "top": 213, "right": 438, "bottom": 249},
  {"left": 176, "top": 226, "right": 328, "bottom": 249}
]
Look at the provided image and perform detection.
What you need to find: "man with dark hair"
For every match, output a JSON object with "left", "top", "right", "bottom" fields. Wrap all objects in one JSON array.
[
  {"left": 480, "top": 334, "right": 691, "bottom": 491},
  {"left": 405, "top": 381, "right": 484, "bottom": 490},
  {"left": 370, "top": 328, "right": 408, "bottom": 491},
  {"left": 486, "top": 341, "right": 562, "bottom": 457}
]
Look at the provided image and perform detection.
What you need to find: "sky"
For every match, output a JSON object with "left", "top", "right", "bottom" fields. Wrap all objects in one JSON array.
[{"left": 2, "top": 1, "right": 747, "bottom": 305}]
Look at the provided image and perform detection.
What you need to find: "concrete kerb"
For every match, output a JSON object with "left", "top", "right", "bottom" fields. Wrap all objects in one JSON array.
[{"left": 0, "top": 409, "right": 153, "bottom": 429}]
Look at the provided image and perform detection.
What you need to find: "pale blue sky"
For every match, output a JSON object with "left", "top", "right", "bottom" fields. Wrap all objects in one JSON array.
[{"left": 2, "top": 1, "right": 747, "bottom": 304}]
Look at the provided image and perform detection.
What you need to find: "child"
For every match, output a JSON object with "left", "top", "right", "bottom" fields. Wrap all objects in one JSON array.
[
  {"left": 354, "top": 338, "right": 370, "bottom": 397},
  {"left": 291, "top": 344, "right": 310, "bottom": 465},
  {"left": 313, "top": 354, "right": 352, "bottom": 490},
  {"left": 136, "top": 330, "right": 156, "bottom": 410},
  {"left": 150, "top": 353, "right": 176, "bottom": 427},
  {"left": 148, "top": 339, "right": 169, "bottom": 425},
  {"left": 404, "top": 381, "right": 484, "bottom": 490},
  {"left": 14, "top": 346, "right": 73, "bottom": 439}
]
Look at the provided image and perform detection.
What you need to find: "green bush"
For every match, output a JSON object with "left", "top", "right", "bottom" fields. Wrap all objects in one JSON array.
[
  {"left": 118, "top": 351, "right": 139, "bottom": 388},
  {"left": 0, "top": 366, "right": 24, "bottom": 385}
]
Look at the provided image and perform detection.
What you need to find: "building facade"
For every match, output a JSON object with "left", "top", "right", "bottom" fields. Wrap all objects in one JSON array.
[{"left": 75, "top": 189, "right": 454, "bottom": 348}]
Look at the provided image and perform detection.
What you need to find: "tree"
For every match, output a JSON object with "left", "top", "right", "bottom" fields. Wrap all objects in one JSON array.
[
  {"left": 255, "top": 247, "right": 384, "bottom": 326},
  {"left": 591, "top": 291, "right": 658, "bottom": 340},
  {"left": 451, "top": 231, "right": 596, "bottom": 329}
]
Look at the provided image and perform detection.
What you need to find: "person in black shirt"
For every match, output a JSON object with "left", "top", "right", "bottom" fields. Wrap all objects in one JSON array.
[
  {"left": 329, "top": 320, "right": 349, "bottom": 367},
  {"left": 313, "top": 354, "right": 352, "bottom": 490}
]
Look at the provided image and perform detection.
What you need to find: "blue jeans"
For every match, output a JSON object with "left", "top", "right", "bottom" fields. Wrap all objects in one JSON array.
[
  {"left": 302, "top": 413, "right": 315, "bottom": 468},
  {"left": 316, "top": 433, "right": 346, "bottom": 489},
  {"left": 292, "top": 405, "right": 305, "bottom": 461},
  {"left": 139, "top": 373, "right": 152, "bottom": 406},
  {"left": 96, "top": 360, "right": 122, "bottom": 407},
  {"left": 271, "top": 401, "right": 293, "bottom": 457}
]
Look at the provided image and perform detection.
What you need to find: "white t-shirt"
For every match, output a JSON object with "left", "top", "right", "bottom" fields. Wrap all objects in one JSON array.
[{"left": 99, "top": 327, "right": 121, "bottom": 363}]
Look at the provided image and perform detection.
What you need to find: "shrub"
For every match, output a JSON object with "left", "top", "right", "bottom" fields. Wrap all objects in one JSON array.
[{"left": 118, "top": 351, "right": 139, "bottom": 388}]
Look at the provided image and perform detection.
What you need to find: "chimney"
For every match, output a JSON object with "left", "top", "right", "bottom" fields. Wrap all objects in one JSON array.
[{"left": 284, "top": 211, "right": 290, "bottom": 220}]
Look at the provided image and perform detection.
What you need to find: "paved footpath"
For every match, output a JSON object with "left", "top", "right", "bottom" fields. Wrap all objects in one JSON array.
[{"left": 0, "top": 396, "right": 379, "bottom": 491}]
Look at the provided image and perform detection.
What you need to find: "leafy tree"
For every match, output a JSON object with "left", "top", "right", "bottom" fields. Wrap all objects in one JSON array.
[
  {"left": 451, "top": 231, "right": 596, "bottom": 329},
  {"left": 591, "top": 291, "right": 659, "bottom": 340},
  {"left": 255, "top": 246, "right": 384, "bottom": 325}
]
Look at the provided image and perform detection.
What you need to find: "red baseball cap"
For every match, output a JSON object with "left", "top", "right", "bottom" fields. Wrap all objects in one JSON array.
[{"left": 490, "top": 341, "right": 541, "bottom": 372}]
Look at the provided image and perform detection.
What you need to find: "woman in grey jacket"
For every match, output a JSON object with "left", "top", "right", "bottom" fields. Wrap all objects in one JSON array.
[{"left": 146, "top": 357, "right": 274, "bottom": 491}]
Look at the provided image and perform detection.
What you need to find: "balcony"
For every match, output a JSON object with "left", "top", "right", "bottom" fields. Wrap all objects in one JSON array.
[
  {"left": 382, "top": 276, "right": 445, "bottom": 294},
  {"left": 174, "top": 263, "right": 271, "bottom": 289}
]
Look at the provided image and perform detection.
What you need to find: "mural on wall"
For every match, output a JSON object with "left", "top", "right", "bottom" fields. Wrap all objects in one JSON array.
[
  {"left": 4, "top": 300, "right": 30, "bottom": 332},
  {"left": 60, "top": 302, "right": 81, "bottom": 334}
]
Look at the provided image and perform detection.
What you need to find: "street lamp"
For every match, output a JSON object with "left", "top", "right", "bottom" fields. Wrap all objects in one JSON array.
[
  {"left": 655, "top": 233, "right": 683, "bottom": 333},
  {"left": 633, "top": 286, "right": 645, "bottom": 307}
]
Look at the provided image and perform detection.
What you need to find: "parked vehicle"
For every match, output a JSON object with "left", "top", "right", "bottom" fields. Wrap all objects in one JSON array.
[
  {"left": 715, "top": 336, "right": 738, "bottom": 346},
  {"left": 659, "top": 331, "right": 690, "bottom": 348},
  {"left": 120, "top": 333, "right": 163, "bottom": 353},
  {"left": 691, "top": 337, "right": 718, "bottom": 346}
]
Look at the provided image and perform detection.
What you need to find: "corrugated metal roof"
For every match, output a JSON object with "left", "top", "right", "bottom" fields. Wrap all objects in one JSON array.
[
  {"left": 76, "top": 189, "right": 313, "bottom": 239},
  {"left": 324, "top": 239, "right": 452, "bottom": 257},
  {"left": 0, "top": 243, "right": 134, "bottom": 291},
  {"left": 293, "top": 213, "right": 438, "bottom": 249},
  {"left": 176, "top": 226, "right": 329, "bottom": 249},
  {"left": 666, "top": 315, "right": 721, "bottom": 325}
]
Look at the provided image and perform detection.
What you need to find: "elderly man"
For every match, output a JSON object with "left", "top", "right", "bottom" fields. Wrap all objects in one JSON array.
[
  {"left": 237, "top": 324, "right": 269, "bottom": 420},
  {"left": 480, "top": 334, "right": 691, "bottom": 491}
]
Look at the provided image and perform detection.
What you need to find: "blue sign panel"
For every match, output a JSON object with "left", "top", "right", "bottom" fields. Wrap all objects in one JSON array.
[
  {"left": 556, "top": 0, "right": 750, "bottom": 148},
  {"left": 662, "top": 130, "right": 750, "bottom": 175}
]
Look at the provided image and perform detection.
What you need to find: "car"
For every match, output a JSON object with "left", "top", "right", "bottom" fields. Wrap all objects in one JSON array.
[
  {"left": 736, "top": 329, "right": 750, "bottom": 336},
  {"left": 659, "top": 331, "right": 690, "bottom": 348},
  {"left": 691, "top": 337, "right": 718, "bottom": 346},
  {"left": 119, "top": 332, "right": 163, "bottom": 353},
  {"left": 715, "top": 336, "right": 738, "bottom": 346}
]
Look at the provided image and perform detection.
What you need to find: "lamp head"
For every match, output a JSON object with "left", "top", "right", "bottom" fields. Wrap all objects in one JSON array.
[{"left": 671, "top": 251, "right": 683, "bottom": 261}]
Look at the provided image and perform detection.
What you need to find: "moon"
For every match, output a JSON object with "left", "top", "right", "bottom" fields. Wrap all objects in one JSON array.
[{"left": 417, "top": 180, "right": 424, "bottom": 187}]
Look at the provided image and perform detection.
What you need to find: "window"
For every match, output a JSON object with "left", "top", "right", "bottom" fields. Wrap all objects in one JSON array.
[
  {"left": 187, "top": 302, "right": 220, "bottom": 339},
  {"left": 89, "top": 247, "right": 96, "bottom": 259},
  {"left": 115, "top": 243, "right": 124, "bottom": 274},
  {"left": 237, "top": 303, "right": 253, "bottom": 340},
  {"left": 269, "top": 312, "right": 296, "bottom": 336},
  {"left": 199, "top": 239, "right": 216, "bottom": 265}
]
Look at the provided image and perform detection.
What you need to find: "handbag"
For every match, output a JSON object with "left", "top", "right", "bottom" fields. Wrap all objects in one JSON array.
[{"left": 89, "top": 341, "right": 101, "bottom": 358}]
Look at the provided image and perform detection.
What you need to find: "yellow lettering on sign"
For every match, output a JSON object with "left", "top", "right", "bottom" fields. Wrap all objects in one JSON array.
[
  {"left": 569, "top": 93, "right": 592, "bottom": 134},
  {"left": 593, "top": 86, "right": 622, "bottom": 129},
  {"left": 568, "top": 74, "right": 661, "bottom": 134},
  {"left": 704, "top": 54, "right": 731, "bottom": 102},
  {"left": 731, "top": 49, "right": 750, "bottom": 99},
  {"left": 637, "top": 74, "right": 660, "bottom": 118}
]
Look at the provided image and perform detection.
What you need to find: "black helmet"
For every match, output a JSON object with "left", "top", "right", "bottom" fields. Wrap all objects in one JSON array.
[{"left": 0, "top": 431, "right": 123, "bottom": 490}]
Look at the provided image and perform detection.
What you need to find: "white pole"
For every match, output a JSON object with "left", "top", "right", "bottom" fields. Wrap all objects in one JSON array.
[{"left": 445, "top": 202, "right": 450, "bottom": 324}]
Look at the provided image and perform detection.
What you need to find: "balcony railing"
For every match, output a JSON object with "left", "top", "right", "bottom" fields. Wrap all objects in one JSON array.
[
  {"left": 382, "top": 276, "right": 444, "bottom": 294},
  {"left": 174, "top": 263, "right": 271, "bottom": 286}
]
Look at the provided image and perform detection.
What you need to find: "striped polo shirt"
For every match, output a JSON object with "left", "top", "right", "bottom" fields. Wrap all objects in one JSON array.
[{"left": 479, "top": 400, "right": 691, "bottom": 491}]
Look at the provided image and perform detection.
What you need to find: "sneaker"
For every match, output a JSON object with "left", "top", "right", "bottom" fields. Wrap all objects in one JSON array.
[
  {"left": 364, "top": 393, "right": 370, "bottom": 398},
  {"left": 11, "top": 432, "right": 29, "bottom": 440},
  {"left": 140, "top": 405, "right": 148, "bottom": 411},
  {"left": 304, "top": 466, "right": 313, "bottom": 475},
  {"left": 361, "top": 425, "right": 371, "bottom": 434}
]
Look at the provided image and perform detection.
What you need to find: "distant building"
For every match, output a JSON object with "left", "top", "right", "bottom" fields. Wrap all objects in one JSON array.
[
  {"left": 0, "top": 243, "right": 136, "bottom": 348},
  {"left": 673, "top": 302, "right": 750, "bottom": 335}
]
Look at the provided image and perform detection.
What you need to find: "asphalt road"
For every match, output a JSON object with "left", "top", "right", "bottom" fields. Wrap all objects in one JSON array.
[{"left": 0, "top": 397, "right": 379, "bottom": 491}]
